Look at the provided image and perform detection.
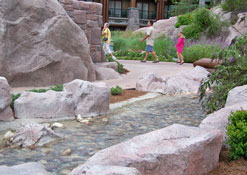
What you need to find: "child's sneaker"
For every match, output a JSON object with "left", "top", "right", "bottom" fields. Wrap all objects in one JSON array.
[{"left": 112, "top": 56, "right": 117, "bottom": 61}]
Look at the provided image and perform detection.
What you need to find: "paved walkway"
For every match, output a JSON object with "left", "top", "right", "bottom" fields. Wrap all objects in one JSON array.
[
  {"left": 11, "top": 60, "right": 194, "bottom": 93},
  {"left": 101, "top": 60, "right": 194, "bottom": 89}
]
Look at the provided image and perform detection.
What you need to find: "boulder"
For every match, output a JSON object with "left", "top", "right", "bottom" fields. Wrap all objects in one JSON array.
[
  {"left": 134, "top": 17, "right": 177, "bottom": 39},
  {"left": 0, "top": 0, "right": 96, "bottom": 87},
  {"left": 193, "top": 58, "right": 221, "bottom": 69},
  {"left": 0, "top": 162, "right": 52, "bottom": 175},
  {"left": 71, "top": 165, "right": 142, "bottom": 175},
  {"left": 71, "top": 124, "right": 223, "bottom": 175},
  {"left": 14, "top": 90, "right": 75, "bottom": 119},
  {"left": 0, "top": 77, "right": 13, "bottom": 121},
  {"left": 64, "top": 79, "right": 110, "bottom": 117},
  {"left": 200, "top": 103, "right": 247, "bottom": 142},
  {"left": 94, "top": 65, "right": 121, "bottom": 80},
  {"left": 225, "top": 85, "right": 247, "bottom": 107},
  {"left": 136, "top": 66, "right": 209, "bottom": 95},
  {"left": 11, "top": 122, "right": 62, "bottom": 147},
  {"left": 95, "top": 62, "right": 118, "bottom": 72}
]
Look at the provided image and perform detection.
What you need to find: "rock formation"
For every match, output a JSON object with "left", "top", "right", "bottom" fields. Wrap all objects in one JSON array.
[
  {"left": 0, "top": 77, "right": 13, "bottom": 121},
  {"left": 0, "top": 0, "right": 96, "bottom": 87}
]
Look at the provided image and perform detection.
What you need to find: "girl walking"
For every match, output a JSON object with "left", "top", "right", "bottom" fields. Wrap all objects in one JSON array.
[{"left": 175, "top": 32, "right": 185, "bottom": 65}]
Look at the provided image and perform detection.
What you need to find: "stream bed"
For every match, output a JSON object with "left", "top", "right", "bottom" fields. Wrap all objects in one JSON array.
[{"left": 0, "top": 94, "right": 206, "bottom": 175}]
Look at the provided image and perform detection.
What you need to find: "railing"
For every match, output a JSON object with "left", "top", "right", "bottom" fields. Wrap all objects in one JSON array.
[
  {"left": 139, "top": 10, "right": 156, "bottom": 20},
  {"left": 109, "top": 8, "right": 128, "bottom": 18}
]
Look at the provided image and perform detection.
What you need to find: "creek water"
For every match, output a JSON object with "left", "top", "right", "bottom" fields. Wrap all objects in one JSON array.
[{"left": 0, "top": 95, "right": 206, "bottom": 175}]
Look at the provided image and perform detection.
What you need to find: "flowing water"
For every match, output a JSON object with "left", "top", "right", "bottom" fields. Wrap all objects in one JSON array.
[{"left": 0, "top": 95, "right": 206, "bottom": 175}]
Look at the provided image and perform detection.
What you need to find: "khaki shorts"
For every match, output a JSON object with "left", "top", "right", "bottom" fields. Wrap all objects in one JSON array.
[{"left": 103, "top": 43, "right": 112, "bottom": 54}]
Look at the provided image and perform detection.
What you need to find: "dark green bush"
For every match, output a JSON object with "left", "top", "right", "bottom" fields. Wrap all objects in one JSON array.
[
  {"left": 50, "top": 84, "right": 63, "bottom": 91},
  {"left": 222, "top": 0, "right": 247, "bottom": 12},
  {"left": 200, "top": 35, "right": 247, "bottom": 113},
  {"left": 10, "top": 93, "right": 21, "bottom": 110},
  {"left": 28, "top": 89, "right": 48, "bottom": 93},
  {"left": 111, "top": 86, "right": 123, "bottom": 96},
  {"left": 171, "top": 0, "right": 199, "bottom": 16},
  {"left": 182, "top": 8, "right": 228, "bottom": 39},
  {"left": 227, "top": 110, "right": 247, "bottom": 160},
  {"left": 175, "top": 13, "right": 193, "bottom": 28}
]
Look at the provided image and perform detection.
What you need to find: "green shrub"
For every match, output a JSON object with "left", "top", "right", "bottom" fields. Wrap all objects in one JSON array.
[
  {"left": 50, "top": 84, "right": 63, "bottom": 91},
  {"left": 183, "top": 24, "right": 203, "bottom": 40},
  {"left": 222, "top": 0, "right": 247, "bottom": 12},
  {"left": 183, "top": 44, "right": 221, "bottom": 63},
  {"left": 28, "top": 89, "right": 48, "bottom": 93},
  {"left": 111, "top": 86, "right": 123, "bottom": 96},
  {"left": 10, "top": 93, "right": 21, "bottom": 110},
  {"left": 227, "top": 110, "right": 247, "bottom": 160},
  {"left": 182, "top": 8, "right": 228, "bottom": 39},
  {"left": 116, "top": 61, "right": 124, "bottom": 73},
  {"left": 175, "top": 13, "right": 193, "bottom": 28},
  {"left": 199, "top": 35, "right": 247, "bottom": 113}
]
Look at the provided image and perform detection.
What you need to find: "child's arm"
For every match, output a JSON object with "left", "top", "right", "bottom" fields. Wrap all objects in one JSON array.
[{"left": 141, "top": 35, "right": 150, "bottom": 42}]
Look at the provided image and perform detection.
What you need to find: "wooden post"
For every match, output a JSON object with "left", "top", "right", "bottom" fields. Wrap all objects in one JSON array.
[
  {"left": 101, "top": 0, "right": 109, "bottom": 23},
  {"left": 156, "top": 0, "right": 165, "bottom": 20},
  {"left": 130, "top": 0, "right": 136, "bottom": 8}
]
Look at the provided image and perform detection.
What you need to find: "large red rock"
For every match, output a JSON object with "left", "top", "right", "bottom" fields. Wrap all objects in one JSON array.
[
  {"left": 0, "top": 77, "right": 13, "bottom": 121},
  {"left": 71, "top": 124, "right": 223, "bottom": 175},
  {"left": 0, "top": 0, "right": 96, "bottom": 87}
]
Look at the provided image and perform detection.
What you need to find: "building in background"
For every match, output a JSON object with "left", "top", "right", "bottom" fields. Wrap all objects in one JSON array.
[{"left": 79, "top": 0, "right": 173, "bottom": 30}]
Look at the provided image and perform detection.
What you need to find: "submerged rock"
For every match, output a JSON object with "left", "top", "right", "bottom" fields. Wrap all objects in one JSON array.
[
  {"left": 0, "top": 162, "right": 52, "bottom": 175},
  {"left": 10, "top": 122, "right": 62, "bottom": 147}
]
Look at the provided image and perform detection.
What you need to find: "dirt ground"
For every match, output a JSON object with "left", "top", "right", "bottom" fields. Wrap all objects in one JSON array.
[
  {"left": 110, "top": 89, "right": 147, "bottom": 104},
  {"left": 207, "top": 148, "right": 247, "bottom": 175}
]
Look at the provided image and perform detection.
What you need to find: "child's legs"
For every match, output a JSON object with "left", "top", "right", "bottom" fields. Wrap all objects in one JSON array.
[
  {"left": 176, "top": 52, "right": 181, "bottom": 61},
  {"left": 178, "top": 53, "right": 184, "bottom": 62},
  {"left": 151, "top": 51, "right": 159, "bottom": 61},
  {"left": 143, "top": 51, "right": 149, "bottom": 61}
]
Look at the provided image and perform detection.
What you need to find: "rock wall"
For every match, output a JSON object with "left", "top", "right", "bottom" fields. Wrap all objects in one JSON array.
[{"left": 59, "top": 0, "right": 105, "bottom": 63}]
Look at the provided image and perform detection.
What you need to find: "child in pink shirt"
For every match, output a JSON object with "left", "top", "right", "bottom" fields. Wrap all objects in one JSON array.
[{"left": 175, "top": 32, "right": 185, "bottom": 65}]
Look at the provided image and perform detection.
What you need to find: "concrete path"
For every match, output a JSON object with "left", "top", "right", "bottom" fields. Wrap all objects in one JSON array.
[
  {"left": 100, "top": 60, "right": 194, "bottom": 89},
  {"left": 11, "top": 60, "right": 194, "bottom": 93}
]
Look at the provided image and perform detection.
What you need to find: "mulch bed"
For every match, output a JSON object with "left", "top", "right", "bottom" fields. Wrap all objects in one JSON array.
[
  {"left": 110, "top": 89, "right": 147, "bottom": 104},
  {"left": 207, "top": 148, "right": 247, "bottom": 175}
]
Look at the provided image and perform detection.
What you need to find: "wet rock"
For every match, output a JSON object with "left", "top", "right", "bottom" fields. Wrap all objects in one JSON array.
[
  {"left": 11, "top": 122, "right": 62, "bottom": 147},
  {"left": 51, "top": 122, "right": 64, "bottom": 129},
  {"left": 136, "top": 66, "right": 209, "bottom": 95},
  {"left": 200, "top": 103, "right": 247, "bottom": 142},
  {"left": 0, "top": 0, "right": 96, "bottom": 87},
  {"left": 0, "top": 77, "right": 13, "bottom": 121},
  {"left": 0, "top": 162, "right": 52, "bottom": 175},
  {"left": 225, "top": 85, "right": 247, "bottom": 107},
  {"left": 61, "top": 148, "right": 72, "bottom": 156},
  {"left": 4, "top": 131, "right": 14, "bottom": 140},
  {"left": 64, "top": 79, "right": 110, "bottom": 118},
  {"left": 71, "top": 165, "right": 142, "bottom": 175},
  {"left": 14, "top": 91, "right": 75, "bottom": 119},
  {"left": 72, "top": 124, "right": 223, "bottom": 175}
]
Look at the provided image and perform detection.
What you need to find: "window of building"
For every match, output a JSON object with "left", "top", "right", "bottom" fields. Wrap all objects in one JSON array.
[
  {"left": 137, "top": 2, "right": 149, "bottom": 19},
  {"left": 164, "top": 5, "right": 173, "bottom": 19},
  {"left": 109, "top": 0, "right": 122, "bottom": 17}
]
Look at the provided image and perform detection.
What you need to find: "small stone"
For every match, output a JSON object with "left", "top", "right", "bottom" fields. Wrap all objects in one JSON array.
[
  {"left": 76, "top": 114, "right": 83, "bottom": 122},
  {"left": 51, "top": 122, "right": 64, "bottom": 129},
  {"left": 102, "top": 117, "right": 108, "bottom": 122},
  {"left": 4, "top": 131, "right": 14, "bottom": 140},
  {"left": 80, "top": 119, "right": 90, "bottom": 125},
  {"left": 61, "top": 148, "right": 72, "bottom": 156},
  {"left": 40, "top": 159, "right": 48, "bottom": 165}
]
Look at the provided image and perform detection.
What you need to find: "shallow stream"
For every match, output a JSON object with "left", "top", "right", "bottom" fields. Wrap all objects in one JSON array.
[{"left": 0, "top": 95, "right": 206, "bottom": 175}]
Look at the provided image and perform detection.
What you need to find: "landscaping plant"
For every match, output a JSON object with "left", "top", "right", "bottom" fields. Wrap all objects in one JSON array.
[
  {"left": 111, "top": 86, "right": 123, "bottom": 96},
  {"left": 222, "top": 0, "right": 247, "bottom": 12},
  {"left": 227, "top": 110, "right": 247, "bottom": 160},
  {"left": 171, "top": 0, "right": 200, "bottom": 16},
  {"left": 199, "top": 35, "right": 247, "bottom": 114}
]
